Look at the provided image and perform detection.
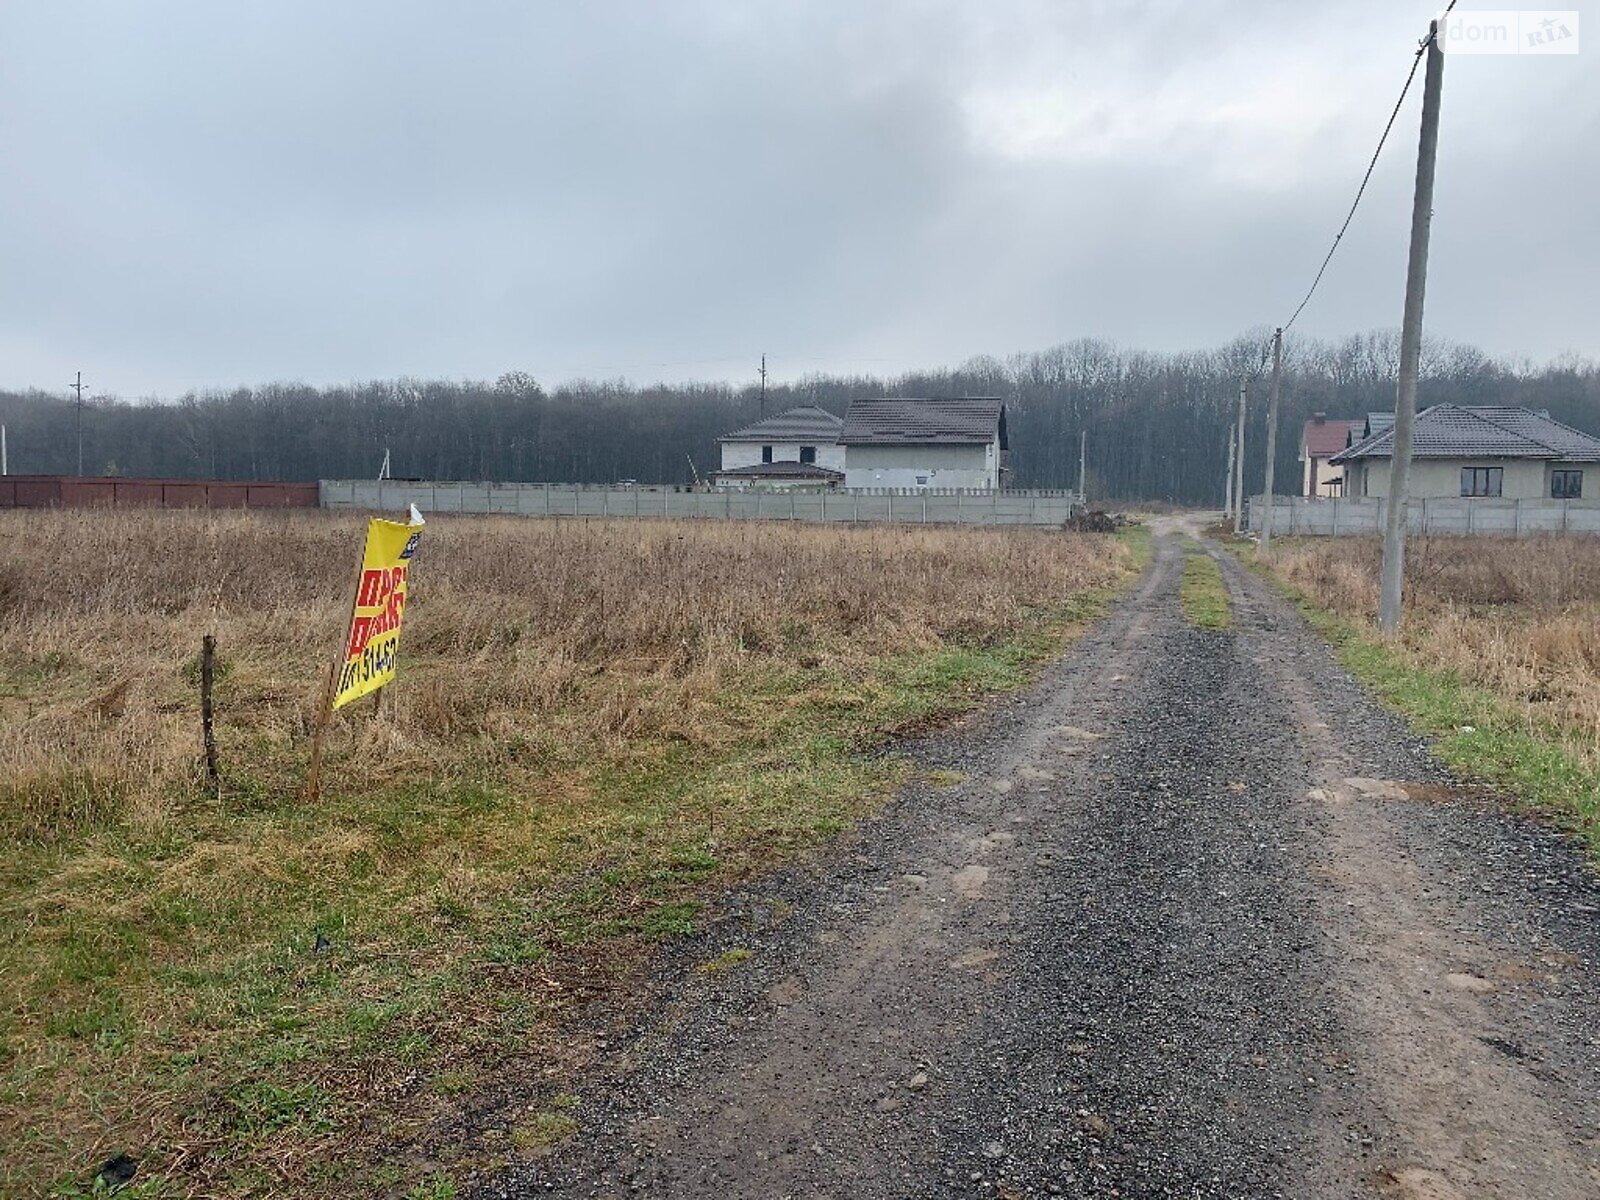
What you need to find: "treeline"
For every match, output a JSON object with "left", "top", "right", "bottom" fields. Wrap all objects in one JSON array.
[{"left": 3, "top": 333, "right": 1597, "bottom": 503}]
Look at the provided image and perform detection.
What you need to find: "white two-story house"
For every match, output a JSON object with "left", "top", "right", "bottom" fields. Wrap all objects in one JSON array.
[
  {"left": 711, "top": 406, "right": 845, "bottom": 489},
  {"left": 839, "top": 397, "right": 1007, "bottom": 490}
]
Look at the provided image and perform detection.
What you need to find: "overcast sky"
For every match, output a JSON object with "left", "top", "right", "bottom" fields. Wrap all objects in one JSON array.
[{"left": 2, "top": 1, "right": 1596, "bottom": 398}]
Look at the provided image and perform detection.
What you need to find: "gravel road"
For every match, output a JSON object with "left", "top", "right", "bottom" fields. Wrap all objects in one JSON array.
[{"left": 478, "top": 527, "right": 1600, "bottom": 1199}]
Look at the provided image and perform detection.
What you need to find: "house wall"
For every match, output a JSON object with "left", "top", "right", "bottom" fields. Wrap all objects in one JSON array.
[
  {"left": 720, "top": 440, "right": 845, "bottom": 473},
  {"left": 843, "top": 442, "right": 997, "bottom": 490},
  {"left": 1347, "top": 457, "right": 1550, "bottom": 500},
  {"left": 1302, "top": 455, "right": 1346, "bottom": 498}
]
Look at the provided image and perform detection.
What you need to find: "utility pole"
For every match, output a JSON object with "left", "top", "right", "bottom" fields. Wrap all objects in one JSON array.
[
  {"left": 758, "top": 354, "right": 768, "bottom": 417},
  {"left": 1078, "top": 429, "right": 1087, "bottom": 506},
  {"left": 1224, "top": 425, "right": 1236, "bottom": 518},
  {"left": 1259, "top": 330, "right": 1283, "bottom": 551},
  {"left": 72, "top": 370, "right": 86, "bottom": 476},
  {"left": 1, "top": 424, "right": 7, "bottom": 476},
  {"left": 1232, "top": 381, "right": 1247, "bottom": 535},
  {"left": 1380, "top": 20, "right": 1446, "bottom": 634}
]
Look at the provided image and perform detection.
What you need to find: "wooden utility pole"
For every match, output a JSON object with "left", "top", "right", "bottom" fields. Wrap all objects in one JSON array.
[
  {"left": 758, "top": 354, "right": 768, "bottom": 417},
  {"left": 1380, "top": 21, "right": 1446, "bottom": 634},
  {"left": 1232, "top": 382, "right": 1247, "bottom": 535},
  {"left": 71, "top": 371, "right": 85, "bottom": 476},
  {"left": 1259, "top": 330, "right": 1283, "bottom": 551}
]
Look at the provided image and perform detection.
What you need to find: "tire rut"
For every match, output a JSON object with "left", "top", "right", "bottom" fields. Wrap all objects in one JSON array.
[{"left": 474, "top": 532, "right": 1600, "bottom": 1200}]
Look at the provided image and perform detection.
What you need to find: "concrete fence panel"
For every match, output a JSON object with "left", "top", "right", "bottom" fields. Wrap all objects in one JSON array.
[
  {"left": 1244, "top": 494, "right": 1600, "bottom": 537},
  {"left": 321, "top": 481, "right": 1080, "bottom": 528}
]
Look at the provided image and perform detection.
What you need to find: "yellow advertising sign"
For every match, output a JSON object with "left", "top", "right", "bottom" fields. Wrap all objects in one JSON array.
[{"left": 333, "top": 506, "right": 425, "bottom": 710}]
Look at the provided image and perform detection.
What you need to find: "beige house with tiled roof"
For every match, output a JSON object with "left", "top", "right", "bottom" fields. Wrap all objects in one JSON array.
[{"left": 1333, "top": 405, "right": 1600, "bottom": 501}]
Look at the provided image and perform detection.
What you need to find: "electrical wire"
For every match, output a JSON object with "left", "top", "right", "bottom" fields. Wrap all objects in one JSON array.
[{"left": 1274, "top": 7, "right": 1455, "bottom": 340}]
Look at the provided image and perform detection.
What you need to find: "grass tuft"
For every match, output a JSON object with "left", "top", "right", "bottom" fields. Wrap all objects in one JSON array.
[{"left": 1179, "top": 548, "right": 1231, "bottom": 630}]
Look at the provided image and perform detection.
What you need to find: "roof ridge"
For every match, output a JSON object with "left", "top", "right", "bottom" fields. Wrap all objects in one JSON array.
[
  {"left": 1475, "top": 404, "right": 1600, "bottom": 450},
  {"left": 1449, "top": 405, "right": 1559, "bottom": 454},
  {"left": 719, "top": 405, "right": 844, "bottom": 443}
]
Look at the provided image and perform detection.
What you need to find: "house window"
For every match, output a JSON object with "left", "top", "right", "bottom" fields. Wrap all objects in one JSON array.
[
  {"left": 761, "top": 445, "right": 773, "bottom": 464},
  {"left": 799, "top": 446, "right": 817, "bottom": 464},
  {"left": 1460, "top": 467, "right": 1502, "bottom": 497},
  {"left": 915, "top": 475, "right": 929, "bottom": 486},
  {"left": 1553, "top": 469, "right": 1583, "bottom": 499}
]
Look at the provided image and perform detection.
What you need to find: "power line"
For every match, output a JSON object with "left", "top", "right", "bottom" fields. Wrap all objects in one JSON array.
[{"left": 1277, "top": 10, "right": 1454, "bottom": 337}]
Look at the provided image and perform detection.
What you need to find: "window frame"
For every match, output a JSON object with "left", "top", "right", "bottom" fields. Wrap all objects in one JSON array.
[
  {"left": 1552, "top": 469, "right": 1583, "bottom": 499},
  {"left": 799, "top": 445, "right": 817, "bottom": 465},
  {"left": 761, "top": 445, "right": 773, "bottom": 464},
  {"left": 1460, "top": 466, "right": 1503, "bottom": 498}
]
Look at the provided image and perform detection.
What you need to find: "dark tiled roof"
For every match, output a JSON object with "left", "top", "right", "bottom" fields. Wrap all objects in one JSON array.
[
  {"left": 1301, "top": 418, "right": 1365, "bottom": 459},
  {"left": 710, "top": 461, "right": 843, "bottom": 479},
  {"left": 1333, "top": 405, "right": 1600, "bottom": 463},
  {"left": 719, "top": 406, "right": 843, "bottom": 443},
  {"left": 1365, "top": 412, "right": 1394, "bottom": 438},
  {"left": 839, "top": 397, "right": 1005, "bottom": 446}
]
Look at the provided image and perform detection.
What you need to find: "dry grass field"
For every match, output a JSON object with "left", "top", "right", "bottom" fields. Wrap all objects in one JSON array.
[
  {"left": 0, "top": 509, "right": 1133, "bottom": 1198},
  {"left": 1266, "top": 535, "right": 1600, "bottom": 840}
]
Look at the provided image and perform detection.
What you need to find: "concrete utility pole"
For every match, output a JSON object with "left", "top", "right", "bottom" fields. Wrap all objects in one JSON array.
[
  {"left": 71, "top": 370, "right": 86, "bottom": 476},
  {"left": 1224, "top": 425, "right": 1236, "bottom": 517},
  {"left": 1078, "top": 429, "right": 1087, "bottom": 506},
  {"left": 1259, "top": 330, "right": 1283, "bottom": 551},
  {"left": 1232, "top": 381, "right": 1247, "bottom": 535},
  {"left": 1380, "top": 21, "right": 1446, "bottom": 634},
  {"left": 1, "top": 424, "right": 7, "bottom": 476}
]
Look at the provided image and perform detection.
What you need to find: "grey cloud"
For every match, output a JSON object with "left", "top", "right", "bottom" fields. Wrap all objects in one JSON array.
[{"left": 1, "top": 0, "right": 1596, "bottom": 397}]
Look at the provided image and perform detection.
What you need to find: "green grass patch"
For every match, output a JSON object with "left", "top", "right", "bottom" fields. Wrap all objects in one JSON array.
[
  {"left": 1179, "top": 548, "right": 1231, "bottom": 630},
  {"left": 1117, "top": 524, "right": 1155, "bottom": 570}
]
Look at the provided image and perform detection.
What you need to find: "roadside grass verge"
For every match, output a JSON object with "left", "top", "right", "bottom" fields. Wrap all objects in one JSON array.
[
  {"left": 0, "top": 511, "right": 1136, "bottom": 1198},
  {"left": 1179, "top": 547, "right": 1231, "bottom": 630},
  {"left": 1228, "top": 535, "right": 1600, "bottom": 855}
]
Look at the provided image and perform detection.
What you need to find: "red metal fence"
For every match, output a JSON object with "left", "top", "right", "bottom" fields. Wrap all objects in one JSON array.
[{"left": 0, "top": 475, "right": 319, "bottom": 510}]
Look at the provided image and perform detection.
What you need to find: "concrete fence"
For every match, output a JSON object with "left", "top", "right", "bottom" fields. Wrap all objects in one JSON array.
[
  {"left": 319, "top": 480, "right": 1081, "bottom": 527},
  {"left": 1244, "top": 494, "right": 1600, "bottom": 537}
]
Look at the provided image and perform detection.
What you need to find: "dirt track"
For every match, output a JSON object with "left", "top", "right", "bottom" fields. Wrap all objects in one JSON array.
[{"left": 479, "top": 528, "right": 1600, "bottom": 1199}]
